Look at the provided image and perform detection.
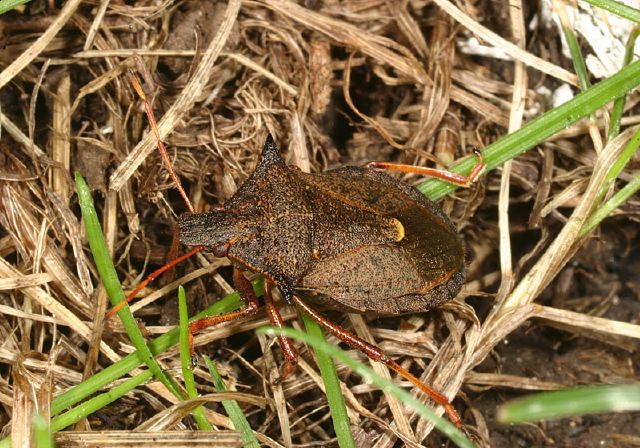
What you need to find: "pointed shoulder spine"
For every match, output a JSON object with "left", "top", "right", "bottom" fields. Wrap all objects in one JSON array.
[{"left": 260, "top": 133, "right": 284, "bottom": 167}]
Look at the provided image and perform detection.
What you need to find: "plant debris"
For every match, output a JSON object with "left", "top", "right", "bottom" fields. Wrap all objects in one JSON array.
[{"left": 0, "top": 1, "right": 638, "bottom": 446}]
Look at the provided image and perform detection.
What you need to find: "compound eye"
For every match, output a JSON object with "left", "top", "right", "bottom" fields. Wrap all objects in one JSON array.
[{"left": 212, "top": 242, "right": 230, "bottom": 258}]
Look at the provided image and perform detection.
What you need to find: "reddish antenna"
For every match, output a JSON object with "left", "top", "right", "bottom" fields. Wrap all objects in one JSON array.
[
  {"left": 130, "top": 73, "right": 195, "bottom": 214},
  {"left": 107, "top": 74, "right": 205, "bottom": 319}
]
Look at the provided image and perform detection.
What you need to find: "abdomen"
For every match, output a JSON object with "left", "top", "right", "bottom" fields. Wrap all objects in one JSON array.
[{"left": 297, "top": 167, "right": 465, "bottom": 314}]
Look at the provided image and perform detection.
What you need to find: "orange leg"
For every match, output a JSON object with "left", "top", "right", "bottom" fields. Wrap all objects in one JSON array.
[
  {"left": 291, "top": 295, "right": 463, "bottom": 429},
  {"left": 264, "top": 280, "right": 298, "bottom": 383},
  {"left": 366, "top": 149, "right": 485, "bottom": 188},
  {"left": 187, "top": 268, "right": 260, "bottom": 363},
  {"left": 107, "top": 246, "right": 204, "bottom": 319}
]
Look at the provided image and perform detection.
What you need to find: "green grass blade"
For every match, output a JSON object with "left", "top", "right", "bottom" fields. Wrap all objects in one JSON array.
[
  {"left": 12, "top": 287, "right": 248, "bottom": 447},
  {"left": 418, "top": 59, "right": 640, "bottom": 201},
  {"left": 75, "top": 172, "right": 184, "bottom": 400},
  {"left": 581, "top": 172, "right": 640, "bottom": 236},
  {"left": 0, "top": 0, "right": 30, "bottom": 14},
  {"left": 33, "top": 414, "right": 54, "bottom": 448},
  {"left": 204, "top": 356, "right": 260, "bottom": 448},
  {"left": 50, "top": 287, "right": 247, "bottom": 415},
  {"left": 560, "top": 22, "right": 590, "bottom": 91},
  {"left": 300, "top": 314, "right": 354, "bottom": 448},
  {"left": 608, "top": 27, "right": 640, "bottom": 140},
  {"left": 0, "top": 284, "right": 246, "bottom": 448},
  {"left": 498, "top": 384, "right": 640, "bottom": 423},
  {"left": 51, "top": 371, "right": 153, "bottom": 432},
  {"left": 594, "top": 126, "right": 640, "bottom": 205},
  {"left": 178, "top": 286, "right": 213, "bottom": 430},
  {"left": 580, "top": 0, "right": 640, "bottom": 23},
  {"left": 259, "top": 326, "right": 474, "bottom": 448},
  {"left": 608, "top": 91, "right": 626, "bottom": 141}
]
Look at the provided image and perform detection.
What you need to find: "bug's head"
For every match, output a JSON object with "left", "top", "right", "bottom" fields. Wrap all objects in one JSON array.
[
  {"left": 178, "top": 134, "right": 287, "bottom": 250},
  {"left": 178, "top": 209, "right": 256, "bottom": 249}
]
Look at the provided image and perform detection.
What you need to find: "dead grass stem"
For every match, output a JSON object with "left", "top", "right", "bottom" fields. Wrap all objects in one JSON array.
[{"left": 1, "top": 1, "right": 638, "bottom": 446}]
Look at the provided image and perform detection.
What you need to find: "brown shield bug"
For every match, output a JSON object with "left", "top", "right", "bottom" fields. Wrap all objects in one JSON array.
[{"left": 112, "top": 74, "right": 485, "bottom": 429}]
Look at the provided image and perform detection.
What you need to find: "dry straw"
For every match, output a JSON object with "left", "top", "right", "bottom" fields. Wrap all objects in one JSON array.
[{"left": 0, "top": 0, "right": 639, "bottom": 446}]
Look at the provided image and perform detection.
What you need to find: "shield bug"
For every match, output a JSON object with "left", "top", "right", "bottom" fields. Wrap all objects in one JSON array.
[{"left": 113, "top": 74, "right": 485, "bottom": 429}]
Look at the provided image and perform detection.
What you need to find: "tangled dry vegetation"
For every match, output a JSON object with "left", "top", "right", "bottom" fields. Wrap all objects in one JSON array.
[{"left": 0, "top": 0, "right": 638, "bottom": 447}]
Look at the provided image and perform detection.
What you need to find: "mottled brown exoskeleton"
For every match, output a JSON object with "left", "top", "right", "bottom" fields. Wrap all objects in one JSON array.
[
  {"left": 180, "top": 134, "right": 466, "bottom": 315},
  {"left": 118, "top": 75, "right": 485, "bottom": 429}
]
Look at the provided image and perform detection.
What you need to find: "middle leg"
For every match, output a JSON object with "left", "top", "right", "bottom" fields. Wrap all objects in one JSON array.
[{"left": 264, "top": 280, "right": 299, "bottom": 383}]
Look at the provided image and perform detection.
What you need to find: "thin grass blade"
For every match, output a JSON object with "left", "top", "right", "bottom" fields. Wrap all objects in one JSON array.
[
  {"left": 418, "top": 59, "right": 640, "bottom": 200},
  {"left": 178, "top": 286, "right": 213, "bottom": 430},
  {"left": 608, "top": 27, "right": 640, "bottom": 140},
  {"left": 204, "top": 356, "right": 260, "bottom": 448},
  {"left": 581, "top": 173, "right": 640, "bottom": 236},
  {"left": 580, "top": 0, "right": 640, "bottom": 23},
  {"left": 498, "top": 384, "right": 640, "bottom": 423},
  {"left": 259, "top": 326, "right": 474, "bottom": 448},
  {"left": 301, "top": 314, "right": 355, "bottom": 448},
  {"left": 51, "top": 371, "right": 152, "bottom": 433},
  {"left": 0, "top": 0, "right": 31, "bottom": 14},
  {"left": 50, "top": 287, "right": 246, "bottom": 415},
  {"left": 75, "top": 172, "right": 184, "bottom": 400},
  {"left": 33, "top": 414, "right": 54, "bottom": 448},
  {"left": 593, "top": 126, "right": 640, "bottom": 207}
]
